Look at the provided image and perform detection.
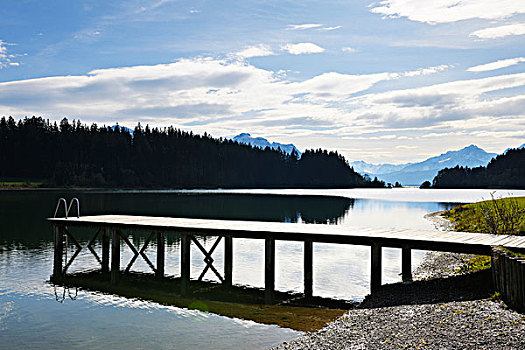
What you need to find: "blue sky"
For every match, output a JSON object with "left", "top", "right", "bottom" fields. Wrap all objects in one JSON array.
[{"left": 1, "top": 0, "right": 524, "bottom": 163}]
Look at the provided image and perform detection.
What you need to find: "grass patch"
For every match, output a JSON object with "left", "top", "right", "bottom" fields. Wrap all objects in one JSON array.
[
  {"left": 457, "top": 255, "right": 492, "bottom": 273},
  {"left": 443, "top": 196, "right": 525, "bottom": 235},
  {"left": 498, "top": 246, "right": 525, "bottom": 258},
  {"left": 0, "top": 178, "right": 44, "bottom": 188}
]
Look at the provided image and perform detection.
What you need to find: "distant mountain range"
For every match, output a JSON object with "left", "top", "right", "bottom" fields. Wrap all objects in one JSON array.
[
  {"left": 350, "top": 145, "right": 500, "bottom": 186},
  {"left": 118, "top": 125, "right": 523, "bottom": 187},
  {"left": 232, "top": 133, "right": 302, "bottom": 156},
  {"left": 505, "top": 143, "right": 525, "bottom": 153},
  {"left": 110, "top": 125, "right": 134, "bottom": 135}
]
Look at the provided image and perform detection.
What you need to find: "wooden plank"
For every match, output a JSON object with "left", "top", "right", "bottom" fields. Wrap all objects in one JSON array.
[
  {"left": 156, "top": 232, "right": 165, "bottom": 278},
  {"left": 181, "top": 234, "right": 191, "bottom": 296},
  {"left": 224, "top": 236, "right": 233, "bottom": 287},
  {"left": 102, "top": 229, "right": 110, "bottom": 273},
  {"left": 111, "top": 229, "right": 120, "bottom": 284},
  {"left": 402, "top": 247, "right": 412, "bottom": 283},
  {"left": 265, "top": 236, "right": 275, "bottom": 305},
  {"left": 304, "top": 239, "right": 313, "bottom": 299},
  {"left": 53, "top": 225, "right": 63, "bottom": 278},
  {"left": 371, "top": 243, "right": 382, "bottom": 293},
  {"left": 47, "top": 215, "right": 525, "bottom": 254}
]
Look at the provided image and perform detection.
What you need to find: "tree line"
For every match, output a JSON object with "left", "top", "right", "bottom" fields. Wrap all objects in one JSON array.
[
  {"left": 432, "top": 148, "right": 525, "bottom": 189},
  {"left": 0, "top": 116, "right": 383, "bottom": 189}
]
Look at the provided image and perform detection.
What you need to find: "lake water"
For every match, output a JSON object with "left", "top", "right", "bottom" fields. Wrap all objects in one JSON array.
[{"left": 1, "top": 188, "right": 524, "bottom": 349}]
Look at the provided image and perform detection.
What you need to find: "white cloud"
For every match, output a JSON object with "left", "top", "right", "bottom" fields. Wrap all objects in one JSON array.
[
  {"left": 370, "top": 0, "right": 524, "bottom": 24},
  {"left": 470, "top": 23, "right": 525, "bottom": 39},
  {"left": 0, "top": 40, "right": 20, "bottom": 69},
  {"left": 286, "top": 24, "right": 323, "bottom": 30},
  {"left": 281, "top": 43, "right": 325, "bottom": 55},
  {"left": 346, "top": 73, "right": 525, "bottom": 132},
  {"left": 151, "top": 0, "right": 178, "bottom": 9},
  {"left": 402, "top": 64, "right": 450, "bottom": 76},
  {"left": 342, "top": 47, "right": 357, "bottom": 53},
  {"left": 467, "top": 57, "right": 525, "bottom": 72},
  {"left": 320, "top": 26, "right": 342, "bottom": 31},
  {"left": 235, "top": 45, "right": 275, "bottom": 58},
  {"left": 0, "top": 58, "right": 521, "bottom": 162}
]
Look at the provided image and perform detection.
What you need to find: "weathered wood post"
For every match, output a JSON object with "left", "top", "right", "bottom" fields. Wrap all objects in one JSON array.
[
  {"left": 371, "top": 243, "right": 382, "bottom": 293},
  {"left": 224, "top": 236, "right": 233, "bottom": 287},
  {"left": 156, "top": 232, "right": 165, "bottom": 278},
  {"left": 181, "top": 233, "right": 191, "bottom": 296},
  {"left": 304, "top": 239, "right": 313, "bottom": 300},
  {"left": 265, "top": 236, "right": 276, "bottom": 304},
  {"left": 111, "top": 229, "right": 120, "bottom": 284},
  {"left": 519, "top": 259, "right": 525, "bottom": 309},
  {"left": 491, "top": 248, "right": 498, "bottom": 293},
  {"left": 101, "top": 229, "right": 110, "bottom": 273},
  {"left": 402, "top": 247, "right": 412, "bottom": 283},
  {"left": 53, "top": 225, "right": 64, "bottom": 278}
]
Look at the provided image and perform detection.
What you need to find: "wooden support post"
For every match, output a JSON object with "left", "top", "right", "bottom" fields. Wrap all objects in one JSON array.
[
  {"left": 304, "top": 239, "right": 313, "bottom": 300},
  {"left": 265, "top": 236, "right": 275, "bottom": 305},
  {"left": 111, "top": 229, "right": 120, "bottom": 284},
  {"left": 181, "top": 234, "right": 191, "bottom": 296},
  {"left": 224, "top": 236, "right": 233, "bottom": 287},
  {"left": 53, "top": 225, "right": 64, "bottom": 278},
  {"left": 371, "top": 243, "right": 382, "bottom": 294},
  {"left": 156, "top": 232, "right": 165, "bottom": 278},
  {"left": 101, "top": 229, "right": 110, "bottom": 273},
  {"left": 401, "top": 247, "right": 412, "bottom": 283}
]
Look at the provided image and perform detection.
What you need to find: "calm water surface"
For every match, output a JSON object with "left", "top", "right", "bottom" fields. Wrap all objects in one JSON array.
[{"left": 2, "top": 188, "right": 524, "bottom": 349}]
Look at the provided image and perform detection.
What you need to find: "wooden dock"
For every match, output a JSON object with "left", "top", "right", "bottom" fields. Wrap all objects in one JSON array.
[{"left": 48, "top": 215, "right": 525, "bottom": 304}]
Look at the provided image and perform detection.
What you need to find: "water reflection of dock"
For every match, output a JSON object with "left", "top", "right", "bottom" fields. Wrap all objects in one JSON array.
[{"left": 48, "top": 215, "right": 525, "bottom": 304}]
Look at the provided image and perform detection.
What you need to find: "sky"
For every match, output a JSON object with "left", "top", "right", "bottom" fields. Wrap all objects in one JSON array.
[{"left": 0, "top": 0, "right": 524, "bottom": 164}]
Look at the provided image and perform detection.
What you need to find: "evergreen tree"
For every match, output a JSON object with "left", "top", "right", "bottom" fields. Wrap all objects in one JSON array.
[{"left": 0, "top": 116, "right": 380, "bottom": 189}]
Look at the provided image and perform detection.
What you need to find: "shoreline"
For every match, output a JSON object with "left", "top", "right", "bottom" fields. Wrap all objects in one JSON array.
[{"left": 274, "top": 212, "right": 525, "bottom": 349}]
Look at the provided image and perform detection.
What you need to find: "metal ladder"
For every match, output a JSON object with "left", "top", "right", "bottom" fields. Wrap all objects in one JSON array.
[{"left": 54, "top": 197, "right": 80, "bottom": 218}]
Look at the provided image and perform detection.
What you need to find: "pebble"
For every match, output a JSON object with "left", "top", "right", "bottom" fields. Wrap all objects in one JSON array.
[{"left": 272, "top": 213, "right": 525, "bottom": 349}]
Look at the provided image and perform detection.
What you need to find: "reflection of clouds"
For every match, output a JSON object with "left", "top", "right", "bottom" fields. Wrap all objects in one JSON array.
[
  {"left": 4, "top": 189, "right": 525, "bottom": 307},
  {"left": 0, "top": 301, "right": 14, "bottom": 330}
]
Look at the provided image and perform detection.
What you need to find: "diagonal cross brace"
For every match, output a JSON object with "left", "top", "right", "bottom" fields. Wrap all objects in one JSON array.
[
  {"left": 86, "top": 228, "right": 102, "bottom": 266},
  {"left": 192, "top": 236, "right": 224, "bottom": 282},
  {"left": 121, "top": 231, "right": 157, "bottom": 273},
  {"left": 62, "top": 228, "right": 106, "bottom": 273},
  {"left": 62, "top": 227, "right": 83, "bottom": 273}
]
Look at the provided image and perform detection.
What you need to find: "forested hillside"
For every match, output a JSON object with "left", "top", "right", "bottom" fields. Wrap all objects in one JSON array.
[
  {"left": 432, "top": 148, "right": 525, "bottom": 189},
  {"left": 0, "top": 117, "right": 379, "bottom": 189}
]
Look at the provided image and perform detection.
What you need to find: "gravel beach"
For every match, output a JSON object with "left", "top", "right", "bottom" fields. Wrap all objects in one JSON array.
[{"left": 273, "top": 213, "right": 525, "bottom": 349}]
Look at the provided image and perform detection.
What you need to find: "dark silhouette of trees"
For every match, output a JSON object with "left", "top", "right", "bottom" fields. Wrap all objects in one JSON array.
[
  {"left": 432, "top": 148, "right": 525, "bottom": 189},
  {"left": 0, "top": 116, "right": 378, "bottom": 189},
  {"left": 420, "top": 181, "right": 431, "bottom": 189}
]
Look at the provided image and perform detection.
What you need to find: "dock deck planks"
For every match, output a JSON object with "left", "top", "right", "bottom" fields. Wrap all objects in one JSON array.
[
  {"left": 48, "top": 215, "right": 525, "bottom": 255},
  {"left": 48, "top": 214, "right": 525, "bottom": 301}
]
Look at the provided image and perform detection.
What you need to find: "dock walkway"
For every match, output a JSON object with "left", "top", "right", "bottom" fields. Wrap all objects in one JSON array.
[{"left": 48, "top": 215, "right": 525, "bottom": 303}]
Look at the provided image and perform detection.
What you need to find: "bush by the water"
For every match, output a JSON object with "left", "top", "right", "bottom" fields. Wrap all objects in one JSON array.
[{"left": 445, "top": 195, "right": 525, "bottom": 236}]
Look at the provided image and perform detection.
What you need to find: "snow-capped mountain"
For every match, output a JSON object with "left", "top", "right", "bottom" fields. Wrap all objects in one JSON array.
[
  {"left": 504, "top": 143, "right": 525, "bottom": 153},
  {"left": 110, "top": 125, "right": 134, "bottom": 135},
  {"left": 232, "top": 133, "right": 302, "bottom": 156},
  {"left": 350, "top": 145, "right": 498, "bottom": 186},
  {"left": 350, "top": 161, "right": 407, "bottom": 175}
]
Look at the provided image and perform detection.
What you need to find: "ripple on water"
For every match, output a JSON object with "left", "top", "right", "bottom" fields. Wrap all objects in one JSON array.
[{"left": 0, "top": 245, "right": 301, "bottom": 349}]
